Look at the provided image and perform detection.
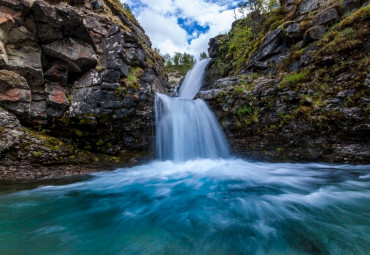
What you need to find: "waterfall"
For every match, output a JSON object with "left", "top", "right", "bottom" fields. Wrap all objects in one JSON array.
[
  {"left": 155, "top": 59, "right": 229, "bottom": 161},
  {"left": 178, "top": 59, "right": 210, "bottom": 99}
]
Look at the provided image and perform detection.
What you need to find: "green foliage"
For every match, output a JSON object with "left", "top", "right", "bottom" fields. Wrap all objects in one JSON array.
[
  {"left": 237, "top": 105, "right": 253, "bottom": 116},
  {"left": 163, "top": 52, "right": 196, "bottom": 75},
  {"left": 123, "top": 67, "right": 143, "bottom": 90},
  {"left": 199, "top": 52, "right": 208, "bottom": 60},
  {"left": 279, "top": 71, "right": 308, "bottom": 88},
  {"left": 34, "top": 151, "right": 42, "bottom": 157}
]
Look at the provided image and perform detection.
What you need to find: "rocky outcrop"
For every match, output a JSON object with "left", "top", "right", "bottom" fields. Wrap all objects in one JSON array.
[
  {"left": 0, "top": 0, "right": 169, "bottom": 180},
  {"left": 203, "top": 0, "right": 370, "bottom": 163}
]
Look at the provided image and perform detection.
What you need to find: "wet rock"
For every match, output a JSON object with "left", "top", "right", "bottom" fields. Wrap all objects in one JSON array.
[
  {"left": 42, "top": 38, "right": 97, "bottom": 73},
  {"left": 313, "top": 8, "right": 340, "bottom": 26}
]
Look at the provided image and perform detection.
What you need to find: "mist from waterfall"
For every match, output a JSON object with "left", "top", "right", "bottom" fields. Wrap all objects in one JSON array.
[{"left": 155, "top": 59, "right": 229, "bottom": 161}]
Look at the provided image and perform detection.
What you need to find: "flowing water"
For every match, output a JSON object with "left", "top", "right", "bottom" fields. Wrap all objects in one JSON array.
[
  {"left": 156, "top": 58, "right": 229, "bottom": 161},
  {"left": 0, "top": 160, "right": 369, "bottom": 255},
  {"left": 0, "top": 60, "right": 369, "bottom": 255},
  {"left": 178, "top": 59, "right": 210, "bottom": 99}
]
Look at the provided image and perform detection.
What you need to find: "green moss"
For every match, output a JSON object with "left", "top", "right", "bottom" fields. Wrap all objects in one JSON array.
[
  {"left": 339, "top": 5, "right": 370, "bottom": 29},
  {"left": 34, "top": 151, "right": 42, "bottom": 157},
  {"left": 237, "top": 105, "right": 253, "bottom": 116},
  {"left": 279, "top": 70, "right": 308, "bottom": 88},
  {"left": 74, "top": 129, "right": 83, "bottom": 137},
  {"left": 0, "top": 126, "right": 4, "bottom": 132},
  {"left": 123, "top": 67, "right": 143, "bottom": 90}
]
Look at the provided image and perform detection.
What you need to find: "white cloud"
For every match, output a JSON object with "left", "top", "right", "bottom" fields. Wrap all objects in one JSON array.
[{"left": 122, "top": 0, "right": 238, "bottom": 58}]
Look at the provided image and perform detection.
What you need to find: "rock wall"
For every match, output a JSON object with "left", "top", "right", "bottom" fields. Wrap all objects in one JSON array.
[
  {"left": 0, "top": 0, "right": 169, "bottom": 179},
  {"left": 201, "top": 0, "right": 370, "bottom": 163}
]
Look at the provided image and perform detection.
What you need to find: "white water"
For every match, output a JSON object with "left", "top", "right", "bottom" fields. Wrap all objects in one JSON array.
[
  {"left": 178, "top": 59, "right": 210, "bottom": 99},
  {"left": 155, "top": 58, "right": 229, "bottom": 161}
]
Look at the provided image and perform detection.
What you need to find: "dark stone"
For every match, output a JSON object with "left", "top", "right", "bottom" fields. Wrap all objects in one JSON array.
[
  {"left": 284, "top": 21, "right": 302, "bottom": 39},
  {"left": 44, "top": 61, "right": 69, "bottom": 84},
  {"left": 337, "top": 0, "right": 363, "bottom": 16},
  {"left": 102, "top": 69, "right": 121, "bottom": 83},
  {"left": 313, "top": 8, "right": 340, "bottom": 26},
  {"left": 36, "top": 23, "right": 63, "bottom": 43},
  {"left": 42, "top": 38, "right": 97, "bottom": 73},
  {"left": 125, "top": 47, "right": 147, "bottom": 67},
  {"left": 56, "top": 5, "right": 94, "bottom": 45},
  {"left": 101, "top": 83, "right": 119, "bottom": 90},
  {"left": 304, "top": 26, "right": 327, "bottom": 43},
  {"left": 107, "top": 59, "right": 130, "bottom": 78}
]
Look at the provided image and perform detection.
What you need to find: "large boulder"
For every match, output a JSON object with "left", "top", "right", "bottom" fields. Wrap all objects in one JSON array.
[
  {"left": 42, "top": 38, "right": 97, "bottom": 73},
  {"left": 313, "top": 8, "right": 340, "bottom": 26}
]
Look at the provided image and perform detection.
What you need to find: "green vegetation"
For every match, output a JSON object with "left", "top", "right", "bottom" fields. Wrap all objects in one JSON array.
[
  {"left": 123, "top": 67, "right": 144, "bottom": 90},
  {"left": 34, "top": 151, "right": 42, "bottom": 157},
  {"left": 279, "top": 71, "right": 308, "bottom": 88},
  {"left": 210, "top": 5, "right": 287, "bottom": 76},
  {"left": 161, "top": 52, "right": 196, "bottom": 76}
]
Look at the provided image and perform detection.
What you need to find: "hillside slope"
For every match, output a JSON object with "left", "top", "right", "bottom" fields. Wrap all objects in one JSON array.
[
  {"left": 200, "top": 0, "right": 369, "bottom": 163},
  {"left": 0, "top": 0, "right": 169, "bottom": 181}
]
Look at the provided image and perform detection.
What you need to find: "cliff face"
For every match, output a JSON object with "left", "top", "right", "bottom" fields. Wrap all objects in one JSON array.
[
  {"left": 201, "top": 0, "right": 370, "bottom": 163},
  {"left": 0, "top": 0, "right": 168, "bottom": 181}
]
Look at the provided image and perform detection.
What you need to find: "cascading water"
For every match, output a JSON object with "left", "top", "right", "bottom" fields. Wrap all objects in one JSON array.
[
  {"left": 1, "top": 55, "right": 369, "bottom": 255},
  {"left": 178, "top": 59, "right": 210, "bottom": 99},
  {"left": 155, "top": 59, "right": 229, "bottom": 161}
]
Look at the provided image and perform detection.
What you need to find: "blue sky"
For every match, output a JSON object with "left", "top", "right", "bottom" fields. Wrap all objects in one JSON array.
[{"left": 120, "top": 0, "right": 241, "bottom": 58}]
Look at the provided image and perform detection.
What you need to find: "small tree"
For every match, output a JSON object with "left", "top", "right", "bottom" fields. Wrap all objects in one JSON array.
[{"left": 199, "top": 52, "right": 208, "bottom": 60}]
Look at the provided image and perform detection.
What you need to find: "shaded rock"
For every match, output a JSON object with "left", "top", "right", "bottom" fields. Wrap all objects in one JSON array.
[
  {"left": 101, "top": 83, "right": 119, "bottom": 91},
  {"left": 42, "top": 38, "right": 97, "bottom": 73},
  {"left": 46, "top": 83, "right": 69, "bottom": 118},
  {"left": 5, "top": 42, "right": 43, "bottom": 87},
  {"left": 283, "top": 21, "right": 303, "bottom": 39},
  {"left": 32, "top": 0, "right": 63, "bottom": 25},
  {"left": 44, "top": 61, "right": 69, "bottom": 84},
  {"left": 313, "top": 8, "right": 340, "bottom": 26},
  {"left": 304, "top": 26, "right": 327, "bottom": 43},
  {"left": 247, "top": 29, "right": 289, "bottom": 70},
  {"left": 280, "top": 0, "right": 295, "bottom": 12},
  {"left": 337, "top": 0, "right": 363, "bottom": 16},
  {"left": 101, "top": 69, "right": 120, "bottom": 83},
  {"left": 125, "top": 47, "right": 147, "bottom": 67},
  {"left": 36, "top": 23, "right": 63, "bottom": 43},
  {"left": 0, "top": 70, "right": 31, "bottom": 116}
]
